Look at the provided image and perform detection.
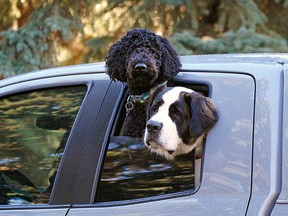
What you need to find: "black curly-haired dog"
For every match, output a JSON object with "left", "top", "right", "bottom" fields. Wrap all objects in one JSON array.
[{"left": 105, "top": 28, "right": 181, "bottom": 137}]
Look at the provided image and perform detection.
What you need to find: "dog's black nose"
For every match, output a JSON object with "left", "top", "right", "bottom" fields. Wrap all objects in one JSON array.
[
  {"left": 135, "top": 63, "right": 147, "bottom": 70},
  {"left": 147, "top": 120, "right": 163, "bottom": 133}
]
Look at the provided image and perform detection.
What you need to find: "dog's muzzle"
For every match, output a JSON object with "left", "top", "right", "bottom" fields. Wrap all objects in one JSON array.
[
  {"left": 145, "top": 120, "right": 176, "bottom": 155},
  {"left": 145, "top": 119, "right": 162, "bottom": 149}
]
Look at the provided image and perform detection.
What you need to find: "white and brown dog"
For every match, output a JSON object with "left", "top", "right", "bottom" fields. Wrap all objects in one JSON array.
[{"left": 144, "top": 84, "right": 218, "bottom": 160}]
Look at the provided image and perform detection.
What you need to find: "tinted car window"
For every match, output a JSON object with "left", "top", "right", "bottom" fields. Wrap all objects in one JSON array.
[
  {"left": 0, "top": 86, "right": 86, "bottom": 205},
  {"left": 96, "top": 137, "right": 195, "bottom": 203}
]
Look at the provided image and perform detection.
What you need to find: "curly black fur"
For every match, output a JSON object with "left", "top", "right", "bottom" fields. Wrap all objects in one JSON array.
[{"left": 105, "top": 28, "right": 181, "bottom": 137}]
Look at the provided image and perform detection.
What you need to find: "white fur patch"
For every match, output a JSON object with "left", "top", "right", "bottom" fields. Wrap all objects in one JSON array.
[{"left": 151, "top": 134, "right": 204, "bottom": 161}]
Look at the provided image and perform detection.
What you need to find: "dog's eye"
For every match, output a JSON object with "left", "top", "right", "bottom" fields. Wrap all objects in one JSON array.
[
  {"left": 170, "top": 107, "right": 181, "bottom": 117},
  {"left": 151, "top": 106, "right": 159, "bottom": 113},
  {"left": 151, "top": 100, "right": 163, "bottom": 114}
]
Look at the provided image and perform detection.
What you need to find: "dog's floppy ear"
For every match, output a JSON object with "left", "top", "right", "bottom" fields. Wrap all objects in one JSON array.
[
  {"left": 105, "top": 40, "right": 128, "bottom": 82},
  {"left": 183, "top": 92, "right": 218, "bottom": 138},
  {"left": 159, "top": 37, "right": 182, "bottom": 79},
  {"left": 149, "top": 81, "right": 167, "bottom": 98}
]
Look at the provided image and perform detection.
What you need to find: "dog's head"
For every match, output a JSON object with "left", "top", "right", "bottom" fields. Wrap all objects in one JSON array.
[
  {"left": 144, "top": 85, "right": 218, "bottom": 160},
  {"left": 105, "top": 28, "right": 181, "bottom": 93}
]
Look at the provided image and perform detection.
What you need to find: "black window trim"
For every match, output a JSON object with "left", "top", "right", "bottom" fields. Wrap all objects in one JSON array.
[
  {"left": 71, "top": 81, "right": 124, "bottom": 204},
  {"left": 50, "top": 80, "right": 111, "bottom": 204}
]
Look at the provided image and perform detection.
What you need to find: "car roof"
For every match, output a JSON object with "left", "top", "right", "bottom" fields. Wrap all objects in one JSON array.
[
  {"left": 0, "top": 62, "right": 106, "bottom": 88},
  {"left": 180, "top": 53, "right": 288, "bottom": 65},
  {"left": 1, "top": 53, "right": 288, "bottom": 88}
]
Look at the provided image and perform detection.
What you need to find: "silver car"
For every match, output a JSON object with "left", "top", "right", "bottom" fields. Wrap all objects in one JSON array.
[{"left": 0, "top": 54, "right": 288, "bottom": 215}]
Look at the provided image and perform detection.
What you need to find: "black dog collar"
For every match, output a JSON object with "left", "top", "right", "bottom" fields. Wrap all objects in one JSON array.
[
  {"left": 125, "top": 81, "right": 167, "bottom": 113},
  {"left": 125, "top": 92, "right": 150, "bottom": 112}
]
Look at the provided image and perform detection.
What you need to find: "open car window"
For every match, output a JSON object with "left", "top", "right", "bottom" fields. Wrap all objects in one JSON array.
[{"left": 96, "top": 82, "right": 209, "bottom": 203}]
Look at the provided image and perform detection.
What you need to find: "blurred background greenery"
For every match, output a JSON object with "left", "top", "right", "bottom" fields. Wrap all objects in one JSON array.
[{"left": 0, "top": 0, "right": 287, "bottom": 78}]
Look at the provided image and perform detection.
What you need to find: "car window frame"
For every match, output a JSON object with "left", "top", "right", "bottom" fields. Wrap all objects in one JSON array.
[
  {"left": 0, "top": 73, "right": 111, "bottom": 208},
  {"left": 74, "top": 78, "right": 213, "bottom": 207},
  {"left": 71, "top": 81, "right": 124, "bottom": 204}
]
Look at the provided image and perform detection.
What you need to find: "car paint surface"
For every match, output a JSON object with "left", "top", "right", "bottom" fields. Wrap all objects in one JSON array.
[{"left": 0, "top": 54, "right": 288, "bottom": 215}]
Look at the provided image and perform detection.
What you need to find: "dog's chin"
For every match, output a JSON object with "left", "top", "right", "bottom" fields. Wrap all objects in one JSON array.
[
  {"left": 146, "top": 139, "right": 159, "bottom": 149},
  {"left": 150, "top": 147, "right": 177, "bottom": 161},
  {"left": 127, "top": 69, "right": 158, "bottom": 83},
  {"left": 128, "top": 75, "right": 156, "bottom": 86},
  {"left": 145, "top": 138, "right": 202, "bottom": 161},
  {"left": 145, "top": 139, "right": 177, "bottom": 161}
]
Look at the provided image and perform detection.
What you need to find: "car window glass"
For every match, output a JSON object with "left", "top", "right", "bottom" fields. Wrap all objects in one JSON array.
[
  {"left": 0, "top": 86, "right": 86, "bottom": 205},
  {"left": 96, "top": 136, "right": 195, "bottom": 202}
]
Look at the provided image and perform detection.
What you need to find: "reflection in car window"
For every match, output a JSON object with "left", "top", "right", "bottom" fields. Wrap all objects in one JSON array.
[
  {"left": 96, "top": 136, "right": 195, "bottom": 202},
  {"left": 0, "top": 86, "right": 86, "bottom": 205}
]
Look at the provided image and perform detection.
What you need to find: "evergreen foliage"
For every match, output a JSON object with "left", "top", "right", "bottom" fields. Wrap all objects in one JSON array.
[
  {"left": 172, "top": 28, "right": 287, "bottom": 55},
  {"left": 0, "top": 0, "right": 287, "bottom": 77},
  {"left": 170, "top": 0, "right": 287, "bottom": 54},
  {"left": 0, "top": 0, "right": 91, "bottom": 77}
]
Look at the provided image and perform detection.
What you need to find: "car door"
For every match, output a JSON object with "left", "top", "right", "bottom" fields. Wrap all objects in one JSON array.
[
  {"left": 0, "top": 72, "right": 111, "bottom": 215},
  {"left": 271, "top": 64, "right": 288, "bottom": 215},
  {"left": 67, "top": 70, "right": 255, "bottom": 215}
]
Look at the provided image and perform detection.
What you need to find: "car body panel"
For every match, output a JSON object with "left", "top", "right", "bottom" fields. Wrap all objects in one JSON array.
[
  {"left": 0, "top": 208, "right": 69, "bottom": 216},
  {"left": 245, "top": 64, "right": 283, "bottom": 215},
  {"left": 271, "top": 63, "right": 288, "bottom": 215},
  {"left": 1, "top": 54, "right": 288, "bottom": 215}
]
